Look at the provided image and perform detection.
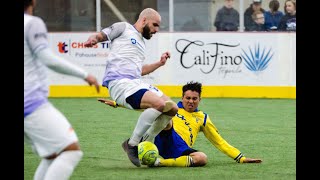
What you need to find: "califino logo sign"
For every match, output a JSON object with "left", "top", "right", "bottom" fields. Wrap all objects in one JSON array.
[
  {"left": 175, "top": 39, "right": 273, "bottom": 77},
  {"left": 241, "top": 44, "right": 273, "bottom": 73}
]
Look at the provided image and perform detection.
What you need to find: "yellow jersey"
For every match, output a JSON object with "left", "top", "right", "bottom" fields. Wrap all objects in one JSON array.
[{"left": 155, "top": 101, "right": 245, "bottom": 163}]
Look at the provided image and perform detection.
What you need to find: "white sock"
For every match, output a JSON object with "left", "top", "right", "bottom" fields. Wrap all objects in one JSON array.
[
  {"left": 34, "top": 158, "right": 53, "bottom": 180},
  {"left": 129, "top": 108, "right": 162, "bottom": 146},
  {"left": 142, "top": 114, "right": 172, "bottom": 142},
  {"left": 43, "top": 150, "right": 83, "bottom": 180},
  {"left": 153, "top": 158, "right": 161, "bottom": 166}
]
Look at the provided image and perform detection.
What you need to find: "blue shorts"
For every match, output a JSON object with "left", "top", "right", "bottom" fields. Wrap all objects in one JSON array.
[
  {"left": 125, "top": 89, "right": 148, "bottom": 109},
  {"left": 154, "top": 127, "right": 197, "bottom": 159},
  {"left": 107, "top": 79, "right": 163, "bottom": 110}
]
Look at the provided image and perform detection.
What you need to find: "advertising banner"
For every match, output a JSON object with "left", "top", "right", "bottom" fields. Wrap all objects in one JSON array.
[{"left": 47, "top": 32, "right": 296, "bottom": 98}]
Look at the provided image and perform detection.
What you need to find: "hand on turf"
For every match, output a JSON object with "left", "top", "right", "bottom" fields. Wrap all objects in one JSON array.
[
  {"left": 243, "top": 158, "right": 262, "bottom": 163},
  {"left": 97, "top": 98, "right": 118, "bottom": 108}
]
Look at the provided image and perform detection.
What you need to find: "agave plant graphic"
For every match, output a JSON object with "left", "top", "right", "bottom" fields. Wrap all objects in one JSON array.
[{"left": 241, "top": 44, "right": 273, "bottom": 72}]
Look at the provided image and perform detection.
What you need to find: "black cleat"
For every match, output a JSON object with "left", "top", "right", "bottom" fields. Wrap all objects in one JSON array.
[{"left": 122, "top": 139, "right": 141, "bottom": 167}]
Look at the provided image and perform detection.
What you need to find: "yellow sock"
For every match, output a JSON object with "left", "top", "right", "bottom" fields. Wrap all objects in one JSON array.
[{"left": 158, "top": 156, "right": 193, "bottom": 167}]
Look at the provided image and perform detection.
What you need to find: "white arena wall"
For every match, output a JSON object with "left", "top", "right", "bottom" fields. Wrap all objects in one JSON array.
[{"left": 47, "top": 32, "right": 296, "bottom": 99}]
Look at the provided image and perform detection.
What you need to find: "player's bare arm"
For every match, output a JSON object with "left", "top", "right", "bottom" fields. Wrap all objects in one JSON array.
[
  {"left": 35, "top": 48, "right": 100, "bottom": 93},
  {"left": 84, "top": 74, "right": 100, "bottom": 93},
  {"left": 84, "top": 22, "right": 125, "bottom": 47},
  {"left": 97, "top": 98, "right": 119, "bottom": 108},
  {"left": 141, "top": 51, "right": 171, "bottom": 75},
  {"left": 243, "top": 158, "right": 262, "bottom": 163},
  {"left": 159, "top": 51, "right": 171, "bottom": 65},
  {"left": 97, "top": 98, "right": 175, "bottom": 114},
  {"left": 84, "top": 32, "right": 107, "bottom": 47}
]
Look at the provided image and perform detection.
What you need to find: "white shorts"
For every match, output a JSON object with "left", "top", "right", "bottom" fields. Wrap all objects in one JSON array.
[
  {"left": 108, "top": 78, "right": 163, "bottom": 109},
  {"left": 24, "top": 102, "right": 79, "bottom": 158}
]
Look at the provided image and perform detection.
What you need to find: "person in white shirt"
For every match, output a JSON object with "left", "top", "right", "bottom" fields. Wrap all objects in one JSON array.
[
  {"left": 84, "top": 8, "right": 178, "bottom": 167},
  {"left": 24, "top": 0, "right": 100, "bottom": 179}
]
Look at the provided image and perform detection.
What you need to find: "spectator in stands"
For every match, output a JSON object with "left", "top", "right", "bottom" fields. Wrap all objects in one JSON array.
[
  {"left": 214, "top": 0, "right": 239, "bottom": 31},
  {"left": 244, "top": 0, "right": 265, "bottom": 31},
  {"left": 264, "top": 0, "right": 284, "bottom": 31},
  {"left": 278, "top": 0, "right": 296, "bottom": 31},
  {"left": 246, "top": 10, "right": 266, "bottom": 31}
]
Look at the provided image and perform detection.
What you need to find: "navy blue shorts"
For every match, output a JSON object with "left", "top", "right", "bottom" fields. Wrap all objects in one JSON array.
[
  {"left": 125, "top": 89, "right": 148, "bottom": 109},
  {"left": 154, "top": 127, "right": 197, "bottom": 159}
]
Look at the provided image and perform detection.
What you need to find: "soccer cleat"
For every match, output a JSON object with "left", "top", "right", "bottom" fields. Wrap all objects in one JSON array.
[{"left": 122, "top": 139, "right": 141, "bottom": 167}]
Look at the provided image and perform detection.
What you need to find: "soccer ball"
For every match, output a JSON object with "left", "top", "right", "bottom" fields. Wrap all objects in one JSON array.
[{"left": 138, "top": 141, "right": 159, "bottom": 166}]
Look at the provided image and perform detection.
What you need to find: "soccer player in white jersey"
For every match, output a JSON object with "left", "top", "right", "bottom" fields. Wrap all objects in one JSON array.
[
  {"left": 24, "top": 0, "right": 100, "bottom": 179},
  {"left": 84, "top": 8, "right": 178, "bottom": 167}
]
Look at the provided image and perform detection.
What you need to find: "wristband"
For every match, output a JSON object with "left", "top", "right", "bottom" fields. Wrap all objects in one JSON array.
[{"left": 240, "top": 156, "right": 246, "bottom": 163}]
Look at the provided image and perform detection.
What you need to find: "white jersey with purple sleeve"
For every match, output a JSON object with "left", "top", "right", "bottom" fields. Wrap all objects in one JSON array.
[
  {"left": 24, "top": 14, "right": 50, "bottom": 118},
  {"left": 101, "top": 22, "right": 146, "bottom": 88},
  {"left": 24, "top": 14, "right": 88, "bottom": 118}
]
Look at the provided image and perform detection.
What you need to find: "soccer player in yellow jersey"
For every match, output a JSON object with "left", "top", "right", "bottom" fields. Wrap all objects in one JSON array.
[
  {"left": 99, "top": 81, "right": 262, "bottom": 167},
  {"left": 151, "top": 81, "right": 262, "bottom": 167}
]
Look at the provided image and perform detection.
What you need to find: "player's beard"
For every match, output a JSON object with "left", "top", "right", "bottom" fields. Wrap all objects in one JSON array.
[{"left": 142, "top": 24, "right": 152, "bottom": 39}]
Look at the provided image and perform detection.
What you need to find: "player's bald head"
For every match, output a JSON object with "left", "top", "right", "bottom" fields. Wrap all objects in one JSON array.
[
  {"left": 134, "top": 8, "right": 161, "bottom": 39},
  {"left": 138, "top": 8, "right": 161, "bottom": 22}
]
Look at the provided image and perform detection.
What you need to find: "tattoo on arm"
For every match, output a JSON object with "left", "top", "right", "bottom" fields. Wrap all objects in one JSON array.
[
  {"left": 100, "top": 33, "right": 108, "bottom": 41},
  {"left": 94, "top": 33, "right": 107, "bottom": 42}
]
